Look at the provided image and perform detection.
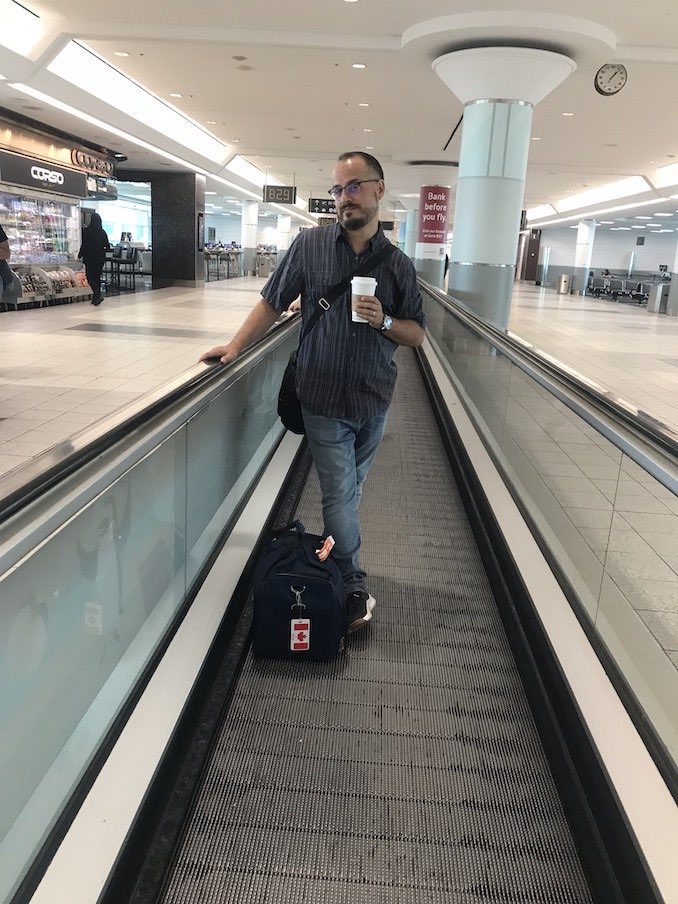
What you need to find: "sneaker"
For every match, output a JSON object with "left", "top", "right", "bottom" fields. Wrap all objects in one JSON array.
[{"left": 346, "top": 590, "right": 376, "bottom": 634}]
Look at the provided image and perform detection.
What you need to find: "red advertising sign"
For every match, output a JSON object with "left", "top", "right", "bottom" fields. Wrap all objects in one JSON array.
[{"left": 417, "top": 186, "right": 451, "bottom": 244}]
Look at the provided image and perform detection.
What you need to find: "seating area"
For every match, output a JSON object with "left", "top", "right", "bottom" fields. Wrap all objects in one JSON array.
[{"left": 587, "top": 275, "right": 651, "bottom": 305}]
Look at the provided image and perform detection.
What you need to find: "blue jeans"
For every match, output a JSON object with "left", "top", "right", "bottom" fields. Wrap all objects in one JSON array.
[{"left": 302, "top": 407, "right": 388, "bottom": 592}]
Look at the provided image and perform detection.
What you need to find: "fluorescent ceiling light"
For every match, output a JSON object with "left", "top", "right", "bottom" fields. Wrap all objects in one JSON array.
[
  {"left": 47, "top": 42, "right": 229, "bottom": 164},
  {"left": 555, "top": 176, "right": 651, "bottom": 213},
  {"left": 655, "top": 162, "right": 678, "bottom": 189},
  {"left": 529, "top": 197, "right": 670, "bottom": 227},
  {"left": 0, "top": 0, "right": 43, "bottom": 56},
  {"left": 654, "top": 212, "right": 672, "bottom": 217},
  {"left": 209, "top": 173, "right": 264, "bottom": 201},
  {"left": 526, "top": 204, "right": 557, "bottom": 220},
  {"left": 226, "top": 155, "right": 272, "bottom": 188},
  {"left": 598, "top": 220, "right": 615, "bottom": 224},
  {"left": 11, "top": 83, "right": 212, "bottom": 175},
  {"left": 635, "top": 215, "right": 652, "bottom": 219}
]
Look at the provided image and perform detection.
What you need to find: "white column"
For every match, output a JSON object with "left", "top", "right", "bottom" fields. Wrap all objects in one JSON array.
[
  {"left": 433, "top": 47, "right": 575, "bottom": 328},
  {"left": 241, "top": 200, "right": 258, "bottom": 275},
  {"left": 276, "top": 215, "right": 292, "bottom": 251},
  {"left": 574, "top": 219, "right": 596, "bottom": 294},
  {"left": 404, "top": 209, "right": 417, "bottom": 258}
]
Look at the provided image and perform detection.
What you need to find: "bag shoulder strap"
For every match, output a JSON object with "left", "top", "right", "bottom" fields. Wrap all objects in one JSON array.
[{"left": 298, "top": 242, "right": 395, "bottom": 345}]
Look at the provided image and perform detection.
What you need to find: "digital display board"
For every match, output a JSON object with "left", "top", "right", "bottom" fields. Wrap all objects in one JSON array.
[{"left": 263, "top": 185, "right": 297, "bottom": 204}]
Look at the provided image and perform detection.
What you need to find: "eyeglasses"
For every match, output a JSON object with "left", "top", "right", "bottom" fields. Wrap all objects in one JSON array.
[{"left": 328, "top": 178, "right": 380, "bottom": 199}]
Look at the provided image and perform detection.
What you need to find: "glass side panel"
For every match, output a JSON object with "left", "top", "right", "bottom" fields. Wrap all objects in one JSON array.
[
  {"left": 0, "top": 429, "right": 187, "bottom": 903},
  {"left": 0, "top": 333, "right": 293, "bottom": 903},
  {"left": 424, "top": 292, "right": 678, "bottom": 771}
]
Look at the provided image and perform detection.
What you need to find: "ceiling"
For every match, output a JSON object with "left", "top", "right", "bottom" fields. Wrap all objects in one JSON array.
[{"left": 0, "top": 0, "right": 676, "bottom": 233}]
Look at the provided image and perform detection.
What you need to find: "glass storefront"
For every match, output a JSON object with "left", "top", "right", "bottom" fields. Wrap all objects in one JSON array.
[{"left": 0, "top": 191, "right": 81, "bottom": 265}]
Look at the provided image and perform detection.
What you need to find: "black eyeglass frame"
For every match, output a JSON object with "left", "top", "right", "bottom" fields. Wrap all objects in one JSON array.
[{"left": 328, "top": 178, "right": 381, "bottom": 199}]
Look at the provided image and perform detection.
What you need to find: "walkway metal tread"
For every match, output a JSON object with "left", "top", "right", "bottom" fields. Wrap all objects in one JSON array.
[{"left": 158, "top": 348, "right": 593, "bottom": 903}]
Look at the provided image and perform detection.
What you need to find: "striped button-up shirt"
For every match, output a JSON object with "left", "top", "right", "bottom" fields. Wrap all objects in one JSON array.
[{"left": 262, "top": 222, "right": 425, "bottom": 419}]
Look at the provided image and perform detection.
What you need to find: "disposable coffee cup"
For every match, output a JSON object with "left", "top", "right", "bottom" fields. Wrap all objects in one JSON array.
[{"left": 351, "top": 276, "right": 377, "bottom": 323}]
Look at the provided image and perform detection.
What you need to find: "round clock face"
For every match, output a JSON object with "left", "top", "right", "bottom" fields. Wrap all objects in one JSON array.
[{"left": 594, "top": 63, "right": 628, "bottom": 96}]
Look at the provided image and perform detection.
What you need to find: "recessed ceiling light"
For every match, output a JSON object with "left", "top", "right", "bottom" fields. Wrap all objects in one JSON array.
[
  {"left": 598, "top": 220, "right": 614, "bottom": 224},
  {"left": 645, "top": 223, "right": 661, "bottom": 227},
  {"left": 366, "top": 146, "right": 373, "bottom": 149},
  {"left": 654, "top": 212, "right": 672, "bottom": 216},
  {"left": 358, "top": 102, "right": 369, "bottom": 107},
  {"left": 363, "top": 128, "right": 372, "bottom": 132},
  {"left": 531, "top": 137, "right": 541, "bottom": 141},
  {"left": 562, "top": 112, "right": 574, "bottom": 116},
  {"left": 635, "top": 216, "right": 651, "bottom": 219},
  {"left": 170, "top": 93, "right": 182, "bottom": 98},
  {"left": 352, "top": 63, "right": 366, "bottom": 69},
  {"left": 114, "top": 51, "right": 130, "bottom": 57},
  {"left": 231, "top": 139, "right": 239, "bottom": 143},
  {"left": 206, "top": 120, "right": 217, "bottom": 125}
]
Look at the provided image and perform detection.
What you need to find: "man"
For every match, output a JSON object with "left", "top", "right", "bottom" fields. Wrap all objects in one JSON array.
[{"left": 200, "top": 152, "right": 425, "bottom": 633}]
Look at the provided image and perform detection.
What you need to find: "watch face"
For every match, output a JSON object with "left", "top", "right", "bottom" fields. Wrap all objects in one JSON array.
[{"left": 594, "top": 63, "right": 627, "bottom": 96}]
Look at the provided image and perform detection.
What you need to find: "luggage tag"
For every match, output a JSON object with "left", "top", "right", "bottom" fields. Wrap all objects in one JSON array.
[
  {"left": 315, "top": 535, "right": 335, "bottom": 562},
  {"left": 290, "top": 618, "right": 311, "bottom": 652},
  {"left": 290, "top": 585, "right": 310, "bottom": 652}
]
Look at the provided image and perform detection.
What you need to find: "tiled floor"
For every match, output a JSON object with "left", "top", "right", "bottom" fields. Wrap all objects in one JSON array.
[
  {"left": 1, "top": 276, "right": 676, "bottom": 748},
  {"left": 0, "top": 278, "right": 264, "bottom": 476},
  {"left": 508, "top": 282, "right": 678, "bottom": 433}
]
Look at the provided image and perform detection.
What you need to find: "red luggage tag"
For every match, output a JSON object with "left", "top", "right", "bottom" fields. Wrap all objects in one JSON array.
[
  {"left": 291, "top": 618, "right": 311, "bottom": 652},
  {"left": 315, "top": 535, "right": 335, "bottom": 562}
]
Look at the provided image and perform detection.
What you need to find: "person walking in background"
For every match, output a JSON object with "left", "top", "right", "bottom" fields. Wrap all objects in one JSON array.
[
  {"left": 0, "top": 224, "right": 14, "bottom": 292},
  {"left": 200, "top": 151, "right": 425, "bottom": 635},
  {"left": 78, "top": 212, "right": 110, "bottom": 306}
]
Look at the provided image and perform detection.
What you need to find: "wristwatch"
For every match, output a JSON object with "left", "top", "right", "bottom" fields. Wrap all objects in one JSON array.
[{"left": 380, "top": 313, "right": 393, "bottom": 332}]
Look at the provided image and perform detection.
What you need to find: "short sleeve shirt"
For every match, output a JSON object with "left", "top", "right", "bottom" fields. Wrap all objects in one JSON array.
[{"left": 262, "top": 222, "right": 425, "bottom": 419}]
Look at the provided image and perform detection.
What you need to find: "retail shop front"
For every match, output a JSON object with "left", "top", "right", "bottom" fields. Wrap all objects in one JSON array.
[{"left": 0, "top": 116, "right": 118, "bottom": 309}]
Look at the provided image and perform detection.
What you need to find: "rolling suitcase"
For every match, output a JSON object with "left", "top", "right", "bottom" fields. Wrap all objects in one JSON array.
[{"left": 253, "top": 521, "right": 345, "bottom": 660}]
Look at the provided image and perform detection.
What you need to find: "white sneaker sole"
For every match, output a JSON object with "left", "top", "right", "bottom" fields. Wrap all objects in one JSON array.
[{"left": 348, "top": 594, "right": 376, "bottom": 633}]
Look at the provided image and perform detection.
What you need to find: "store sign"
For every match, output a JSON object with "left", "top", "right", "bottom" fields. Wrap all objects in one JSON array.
[
  {"left": 71, "top": 148, "right": 115, "bottom": 176},
  {"left": 263, "top": 185, "right": 296, "bottom": 204},
  {"left": 0, "top": 149, "right": 87, "bottom": 197},
  {"left": 309, "top": 197, "right": 336, "bottom": 215}
]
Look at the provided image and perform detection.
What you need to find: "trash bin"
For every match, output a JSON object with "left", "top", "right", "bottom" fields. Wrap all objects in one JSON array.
[
  {"left": 258, "top": 255, "right": 271, "bottom": 278},
  {"left": 558, "top": 274, "right": 570, "bottom": 295},
  {"left": 647, "top": 283, "right": 670, "bottom": 314}
]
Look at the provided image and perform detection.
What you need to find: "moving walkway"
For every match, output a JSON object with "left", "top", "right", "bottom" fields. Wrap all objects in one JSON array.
[{"left": 1, "top": 283, "right": 676, "bottom": 903}]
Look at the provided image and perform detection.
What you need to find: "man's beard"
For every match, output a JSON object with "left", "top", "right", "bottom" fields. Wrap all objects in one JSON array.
[{"left": 339, "top": 202, "right": 377, "bottom": 231}]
